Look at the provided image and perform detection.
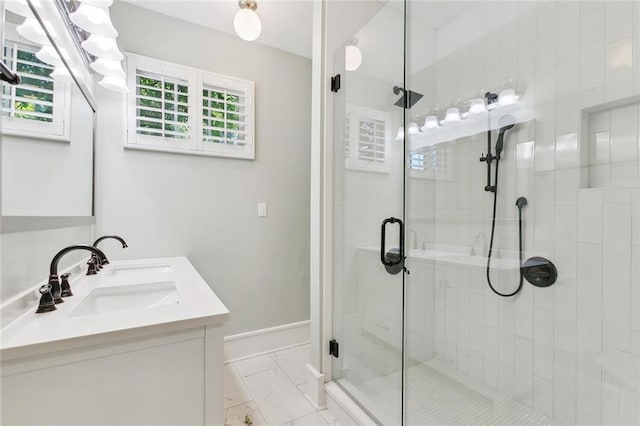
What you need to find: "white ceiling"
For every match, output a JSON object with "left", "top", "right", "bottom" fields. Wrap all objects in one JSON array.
[
  {"left": 118, "top": 0, "right": 314, "bottom": 58},
  {"left": 118, "top": 0, "right": 478, "bottom": 62}
]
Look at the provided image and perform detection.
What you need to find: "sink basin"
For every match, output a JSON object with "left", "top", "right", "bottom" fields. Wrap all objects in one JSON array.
[
  {"left": 106, "top": 264, "right": 172, "bottom": 278},
  {"left": 70, "top": 281, "right": 179, "bottom": 317}
]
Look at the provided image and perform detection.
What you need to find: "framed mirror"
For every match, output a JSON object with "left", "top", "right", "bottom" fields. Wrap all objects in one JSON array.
[{"left": 1, "top": 0, "right": 96, "bottom": 233}]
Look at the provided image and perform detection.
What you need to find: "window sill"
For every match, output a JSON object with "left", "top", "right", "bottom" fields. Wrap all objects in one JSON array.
[
  {"left": 2, "top": 128, "right": 70, "bottom": 143},
  {"left": 123, "top": 143, "right": 255, "bottom": 160}
]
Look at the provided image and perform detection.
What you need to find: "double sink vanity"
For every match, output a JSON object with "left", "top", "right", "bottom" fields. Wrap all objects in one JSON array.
[{"left": 0, "top": 252, "right": 229, "bottom": 425}]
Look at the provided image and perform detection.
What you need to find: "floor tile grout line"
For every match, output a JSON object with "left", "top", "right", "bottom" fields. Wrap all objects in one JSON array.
[
  {"left": 277, "top": 409, "right": 331, "bottom": 426},
  {"left": 228, "top": 362, "right": 270, "bottom": 425},
  {"left": 228, "top": 345, "right": 314, "bottom": 424},
  {"left": 232, "top": 355, "right": 315, "bottom": 425},
  {"left": 269, "top": 347, "right": 314, "bottom": 396}
]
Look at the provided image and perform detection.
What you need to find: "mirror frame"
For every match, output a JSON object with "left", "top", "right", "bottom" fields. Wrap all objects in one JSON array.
[{"left": 0, "top": 0, "right": 97, "bottom": 234}]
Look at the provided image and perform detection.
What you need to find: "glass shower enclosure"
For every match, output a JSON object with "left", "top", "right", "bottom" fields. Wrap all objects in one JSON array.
[{"left": 330, "top": 1, "right": 640, "bottom": 424}]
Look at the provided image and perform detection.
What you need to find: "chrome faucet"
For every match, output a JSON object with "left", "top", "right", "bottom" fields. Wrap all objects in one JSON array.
[
  {"left": 37, "top": 245, "right": 107, "bottom": 313},
  {"left": 90, "top": 235, "right": 128, "bottom": 269}
]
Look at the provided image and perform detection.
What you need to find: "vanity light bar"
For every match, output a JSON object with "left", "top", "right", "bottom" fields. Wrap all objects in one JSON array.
[{"left": 395, "top": 88, "right": 521, "bottom": 138}]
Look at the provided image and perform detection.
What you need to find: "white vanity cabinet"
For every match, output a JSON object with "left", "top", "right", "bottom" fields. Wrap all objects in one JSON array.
[{"left": 0, "top": 257, "right": 229, "bottom": 425}]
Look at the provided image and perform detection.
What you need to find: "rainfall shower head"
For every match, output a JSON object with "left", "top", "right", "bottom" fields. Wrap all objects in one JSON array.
[
  {"left": 495, "top": 114, "right": 516, "bottom": 157},
  {"left": 393, "top": 86, "right": 423, "bottom": 109}
]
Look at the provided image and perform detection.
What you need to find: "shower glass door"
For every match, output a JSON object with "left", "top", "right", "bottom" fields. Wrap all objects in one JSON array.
[
  {"left": 329, "top": 0, "right": 407, "bottom": 423},
  {"left": 403, "top": 1, "right": 640, "bottom": 425}
]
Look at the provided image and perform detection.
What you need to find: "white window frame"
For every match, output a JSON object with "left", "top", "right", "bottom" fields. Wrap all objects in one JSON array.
[
  {"left": 344, "top": 104, "right": 390, "bottom": 173},
  {"left": 2, "top": 25, "right": 71, "bottom": 142},
  {"left": 199, "top": 72, "right": 254, "bottom": 160},
  {"left": 126, "top": 54, "right": 197, "bottom": 150},
  {"left": 126, "top": 53, "right": 255, "bottom": 160}
]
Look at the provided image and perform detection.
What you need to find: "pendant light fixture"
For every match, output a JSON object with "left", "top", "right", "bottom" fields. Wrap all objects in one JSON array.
[{"left": 234, "top": 0, "right": 262, "bottom": 41}]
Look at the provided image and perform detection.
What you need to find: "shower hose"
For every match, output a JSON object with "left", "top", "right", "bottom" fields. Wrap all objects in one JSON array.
[{"left": 486, "top": 160, "right": 525, "bottom": 297}]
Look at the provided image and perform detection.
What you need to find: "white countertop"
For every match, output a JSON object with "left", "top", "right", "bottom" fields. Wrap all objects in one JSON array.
[{"left": 0, "top": 257, "right": 229, "bottom": 361}]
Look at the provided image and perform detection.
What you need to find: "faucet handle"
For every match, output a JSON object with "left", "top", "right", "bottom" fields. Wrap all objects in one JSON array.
[
  {"left": 87, "top": 259, "right": 99, "bottom": 276},
  {"left": 60, "top": 273, "right": 73, "bottom": 298},
  {"left": 36, "top": 284, "right": 57, "bottom": 313},
  {"left": 48, "top": 274, "right": 64, "bottom": 304}
]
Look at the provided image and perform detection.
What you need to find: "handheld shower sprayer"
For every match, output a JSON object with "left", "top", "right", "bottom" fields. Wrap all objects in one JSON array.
[
  {"left": 495, "top": 115, "right": 516, "bottom": 158},
  {"left": 478, "top": 113, "right": 529, "bottom": 297}
]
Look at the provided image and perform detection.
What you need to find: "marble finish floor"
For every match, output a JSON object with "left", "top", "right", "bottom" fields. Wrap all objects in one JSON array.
[{"left": 225, "top": 344, "right": 338, "bottom": 426}]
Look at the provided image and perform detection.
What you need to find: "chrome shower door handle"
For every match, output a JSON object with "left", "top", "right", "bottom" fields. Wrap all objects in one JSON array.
[{"left": 380, "top": 217, "right": 404, "bottom": 275}]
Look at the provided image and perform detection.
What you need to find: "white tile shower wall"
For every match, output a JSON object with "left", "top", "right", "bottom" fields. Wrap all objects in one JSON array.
[{"left": 408, "top": 1, "right": 640, "bottom": 424}]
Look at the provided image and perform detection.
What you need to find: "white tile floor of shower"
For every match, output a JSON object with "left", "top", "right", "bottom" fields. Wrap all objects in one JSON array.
[{"left": 224, "top": 344, "right": 338, "bottom": 426}]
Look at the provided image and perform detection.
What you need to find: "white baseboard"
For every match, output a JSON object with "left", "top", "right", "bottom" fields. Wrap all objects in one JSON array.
[
  {"left": 325, "top": 382, "right": 376, "bottom": 426},
  {"left": 223, "top": 320, "right": 310, "bottom": 363},
  {"left": 302, "top": 363, "right": 326, "bottom": 409}
]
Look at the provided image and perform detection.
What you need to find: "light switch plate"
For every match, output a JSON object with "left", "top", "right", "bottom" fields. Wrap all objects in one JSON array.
[{"left": 258, "top": 202, "right": 267, "bottom": 217}]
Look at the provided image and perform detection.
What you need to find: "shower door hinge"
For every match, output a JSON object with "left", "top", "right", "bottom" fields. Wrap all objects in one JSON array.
[
  {"left": 331, "top": 74, "right": 341, "bottom": 93},
  {"left": 329, "top": 339, "right": 339, "bottom": 358}
]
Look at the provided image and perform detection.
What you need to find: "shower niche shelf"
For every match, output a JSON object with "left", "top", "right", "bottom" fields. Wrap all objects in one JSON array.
[{"left": 582, "top": 97, "right": 640, "bottom": 189}]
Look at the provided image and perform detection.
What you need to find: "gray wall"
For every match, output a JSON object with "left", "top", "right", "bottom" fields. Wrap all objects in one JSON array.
[
  {"left": 0, "top": 226, "right": 93, "bottom": 303},
  {"left": 95, "top": 2, "right": 312, "bottom": 335}
]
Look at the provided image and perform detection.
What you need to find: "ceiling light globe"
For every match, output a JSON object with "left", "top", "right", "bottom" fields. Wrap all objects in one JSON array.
[
  {"left": 90, "top": 58, "right": 125, "bottom": 79},
  {"left": 70, "top": 3, "right": 118, "bottom": 37},
  {"left": 79, "top": 0, "right": 114, "bottom": 7},
  {"left": 17, "top": 17, "right": 49, "bottom": 45},
  {"left": 81, "top": 35, "right": 123, "bottom": 61},
  {"left": 98, "top": 76, "right": 128, "bottom": 93},
  {"left": 233, "top": 8, "right": 262, "bottom": 41},
  {"left": 345, "top": 45, "right": 362, "bottom": 71},
  {"left": 35, "top": 45, "right": 63, "bottom": 67},
  {"left": 5, "top": 0, "right": 33, "bottom": 18}
]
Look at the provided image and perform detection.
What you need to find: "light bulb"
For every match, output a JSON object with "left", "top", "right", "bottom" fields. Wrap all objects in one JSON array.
[
  {"left": 98, "top": 75, "right": 128, "bottom": 93},
  {"left": 79, "top": 0, "right": 113, "bottom": 7},
  {"left": 90, "top": 58, "right": 125, "bottom": 78},
  {"left": 395, "top": 127, "right": 404, "bottom": 141},
  {"left": 81, "top": 35, "right": 123, "bottom": 61},
  {"left": 5, "top": 0, "right": 32, "bottom": 17},
  {"left": 442, "top": 108, "right": 462, "bottom": 124},
  {"left": 70, "top": 3, "right": 118, "bottom": 37},
  {"left": 233, "top": 8, "right": 262, "bottom": 41},
  {"left": 422, "top": 115, "right": 440, "bottom": 129},
  {"left": 35, "top": 45, "right": 63, "bottom": 67},
  {"left": 345, "top": 45, "right": 362, "bottom": 71},
  {"left": 51, "top": 66, "right": 73, "bottom": 82},
  {"left": 468, "top": 98, "right": 487, "bottom": 114},
  {"left": 498, "top": 89, "right": 518, "bottom": 106},
  {"left": 17, "top": 17, "right": 49, "bottom": 45},
  {"left": 407, "top": 122, "right": 419, "bottom": 134}
]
